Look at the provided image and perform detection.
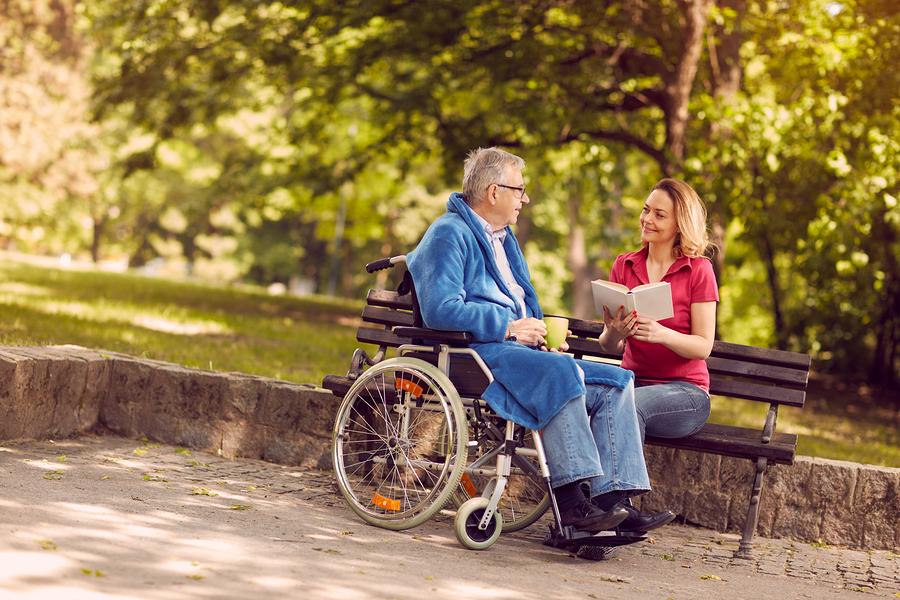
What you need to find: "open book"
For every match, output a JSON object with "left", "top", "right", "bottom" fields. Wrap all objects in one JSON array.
[{"left": 591, "top": 280, "right": 674, "bottom": 321}]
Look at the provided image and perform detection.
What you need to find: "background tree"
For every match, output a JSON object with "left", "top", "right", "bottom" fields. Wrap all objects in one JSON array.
[{"left": 0, "top": 1, "right": 895, "bottom": 391}]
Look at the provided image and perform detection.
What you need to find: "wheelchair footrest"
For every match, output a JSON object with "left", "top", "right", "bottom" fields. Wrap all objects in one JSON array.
[{"left": 542, "top": 525, "right": 648, "bottom": 553}]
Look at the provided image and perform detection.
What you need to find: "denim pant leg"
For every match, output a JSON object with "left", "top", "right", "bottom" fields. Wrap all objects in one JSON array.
[
  {"left": 541, "top": 394, "right": 605, "bottom": 489},
  {"left": 634, "top": 381, "right": 711, "bottom": 444},
  {"left": 586, "top": 381, "right": 651, "bottom": 497}
]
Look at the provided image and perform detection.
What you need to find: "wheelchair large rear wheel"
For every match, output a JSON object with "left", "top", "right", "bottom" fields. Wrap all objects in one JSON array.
[{"left": 333, "top": 358, "right": 467, "bottom": 530}]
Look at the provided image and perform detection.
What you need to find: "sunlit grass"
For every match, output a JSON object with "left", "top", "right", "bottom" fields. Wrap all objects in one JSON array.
[
  {"left": 710, "top": 394, "right": 900, "bottom": 468},
  {"left": 0, "top": 257, "right": 364, "bottom": 384},
  {"left": 0, "top": 256, "right": 896, "bottom": 467}
]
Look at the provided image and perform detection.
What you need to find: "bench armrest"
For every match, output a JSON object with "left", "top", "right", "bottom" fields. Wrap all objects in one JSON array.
[{"left": 392, "top": 326, "right": 472, "bottom": 346}]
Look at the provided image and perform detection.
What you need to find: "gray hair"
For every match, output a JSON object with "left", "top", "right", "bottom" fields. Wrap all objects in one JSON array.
[{"left": 462, "top": 147, "right": 525, "bottom": 206}]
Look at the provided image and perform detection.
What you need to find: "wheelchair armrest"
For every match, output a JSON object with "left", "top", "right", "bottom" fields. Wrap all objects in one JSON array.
[{"left": 392, "top": 327, "right": 472, "bottom": 346}]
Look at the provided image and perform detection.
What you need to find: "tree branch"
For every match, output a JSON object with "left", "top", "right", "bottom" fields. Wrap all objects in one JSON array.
[{"left": 558, "top": 128, "right": 668, "bottom": 173}]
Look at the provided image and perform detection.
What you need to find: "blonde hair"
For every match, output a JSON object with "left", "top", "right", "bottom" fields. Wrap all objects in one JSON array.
[
  {"left": 650, "top": 178, "right": 712, "bottom": 258},
  {"left": 462, "top": 147, "right": 525, "bottom": 206}
]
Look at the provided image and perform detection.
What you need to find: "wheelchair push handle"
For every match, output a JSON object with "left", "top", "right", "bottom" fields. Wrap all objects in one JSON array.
[{"left": 365, "top": 255, "right": 407, "bottom": 273}]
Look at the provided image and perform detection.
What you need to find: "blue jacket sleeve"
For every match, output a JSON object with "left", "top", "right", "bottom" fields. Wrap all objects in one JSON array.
[{"left": 409, "top": 230, "right": 510, "bottom": 343}]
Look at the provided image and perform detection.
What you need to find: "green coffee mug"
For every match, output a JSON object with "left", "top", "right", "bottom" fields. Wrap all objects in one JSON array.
[{"left": 543, "top": 316, "right": 570, "bottom": 350}]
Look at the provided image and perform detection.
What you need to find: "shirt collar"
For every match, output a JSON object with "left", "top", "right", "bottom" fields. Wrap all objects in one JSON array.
[
  {"left": 623, "top": 246, "right": 693, "bottom": 283},
  {"left": 473, "top": 211, "right": 507, "bottom": 243}
]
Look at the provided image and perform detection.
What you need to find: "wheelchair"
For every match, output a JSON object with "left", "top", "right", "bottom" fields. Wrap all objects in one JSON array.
[{"left": 331, "top": 256, "right": 646, "bottom": 558}]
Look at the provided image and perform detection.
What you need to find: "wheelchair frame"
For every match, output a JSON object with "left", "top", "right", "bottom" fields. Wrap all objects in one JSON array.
[{"left": 330, "top": 255, "right": 646, "bottom": 557}]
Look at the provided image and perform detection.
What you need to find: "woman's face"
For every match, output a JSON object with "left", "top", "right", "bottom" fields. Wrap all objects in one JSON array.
[{"left": 640, "top": 189, "right": 678, "bottom": 246}]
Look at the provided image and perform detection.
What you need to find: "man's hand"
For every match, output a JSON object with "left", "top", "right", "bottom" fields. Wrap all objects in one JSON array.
[
  {"left": 540, "top": 330, "right": 571, "bottom": 353},
  {"left": 507, "top": 317, "right": 547, "bottom": 346}
]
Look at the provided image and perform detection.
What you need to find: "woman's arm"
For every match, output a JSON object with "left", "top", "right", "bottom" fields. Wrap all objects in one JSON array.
[{"left": 631, "top": 301, "right": 716, "bottom": 359}]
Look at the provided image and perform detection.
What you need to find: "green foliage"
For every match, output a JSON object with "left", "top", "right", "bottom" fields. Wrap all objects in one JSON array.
[{"left": 0, "top": 1, "right": 897, "bottom": 389}]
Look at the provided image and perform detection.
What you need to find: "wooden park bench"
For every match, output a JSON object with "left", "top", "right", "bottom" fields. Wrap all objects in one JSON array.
[{"left": 323, "top": 272, "right": 811, "bottom": 558}]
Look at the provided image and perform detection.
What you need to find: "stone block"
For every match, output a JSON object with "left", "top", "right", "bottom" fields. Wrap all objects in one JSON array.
[
  {"left": 101, "top": 357, "right": 154, "bottom": 437},
  {"left": 5, "top": 349, "right": 57, "bottom": 438},
  {"left": 0, "top": 353, "right": 20, "bottom": 439},
  {"left": 682, "top": 487, "right": 732, "bottom": 530},
  {"left": 219, "top": 420, "right": 265, "bottom": 460},
  {"left": 717, "top": 455, "right": 755, "bottom": 497},
  {"left": 764, "top": 458, "right": 834, "bottom": 542},
  {"left": 812, "top": 458, "right": 863, "bottom": 547},
  {"left": 134, "top": 363, "right": 224, "bottom": 446},
  {"left": 255, "top": 382, "right": 306, "bottom": 429},
  {"left": 854, "top": 464, "right": 900, "bottom": 550},
  {"left": 222, "top": 374, "right": 266, "bottom": 421},
  {"left": 77, "top": 355, "right": 111, "bottom": 429},
  {"left": 758, "top": 460, "right": 814, "bottom": 537}
]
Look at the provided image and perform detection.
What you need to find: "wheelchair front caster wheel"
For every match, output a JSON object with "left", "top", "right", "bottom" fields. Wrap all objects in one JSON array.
[{"left": 454, "top": 497, "right": 503, "bottom": 550}]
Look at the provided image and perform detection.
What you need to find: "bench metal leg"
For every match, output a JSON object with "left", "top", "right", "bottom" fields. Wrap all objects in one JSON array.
[{"left": 735, "top": 456, "right": 768, "bottom": 559}]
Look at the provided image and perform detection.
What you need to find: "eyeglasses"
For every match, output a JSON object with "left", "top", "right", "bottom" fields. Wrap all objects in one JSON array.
[{"left": 494, "top": 183, "right": 527, "bottom": 199}]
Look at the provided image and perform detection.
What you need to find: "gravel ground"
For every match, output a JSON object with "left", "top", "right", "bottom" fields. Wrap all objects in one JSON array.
[{"left": 0, "top": 435, "right": 896, "bottom": 600}]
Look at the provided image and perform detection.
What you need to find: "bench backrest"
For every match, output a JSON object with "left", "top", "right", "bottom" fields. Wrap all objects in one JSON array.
[{"left": 361, "top": 288, "right": 811, "bottom": 409}]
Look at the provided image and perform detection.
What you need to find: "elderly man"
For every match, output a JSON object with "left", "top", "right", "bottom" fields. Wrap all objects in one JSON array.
[{"left": 408, "top": 147, "right": 673, "bottom": 534}]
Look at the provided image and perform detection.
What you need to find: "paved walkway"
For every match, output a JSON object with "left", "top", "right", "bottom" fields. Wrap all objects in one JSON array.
[{"left": 0, "top": 436, "right": 896, "bottom": 599}]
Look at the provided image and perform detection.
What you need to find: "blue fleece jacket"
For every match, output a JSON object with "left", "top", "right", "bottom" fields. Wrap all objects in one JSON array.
[{"left": 407, "top": 193, "right": 633, "bottom": 429}]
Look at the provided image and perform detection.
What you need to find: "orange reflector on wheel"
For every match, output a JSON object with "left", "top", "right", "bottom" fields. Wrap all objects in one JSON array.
[
  {"left": 460, "top": 474, "right": 478, "bottom": 497},
  {"left": 372, "top": 493, "right": 402, "bottom": 511},
  {"left": 394, "top": 377, "right": 424, "bottom": 397}
]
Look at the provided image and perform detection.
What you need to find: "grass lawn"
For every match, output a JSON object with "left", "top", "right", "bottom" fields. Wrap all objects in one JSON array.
[{"left": 1, "top": 255, "right": 897, "bottom": 467}]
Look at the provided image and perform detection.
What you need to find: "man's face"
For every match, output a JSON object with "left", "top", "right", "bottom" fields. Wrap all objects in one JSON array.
[{"left": 489, "top": 164, "right": 529, "bottom": 229}]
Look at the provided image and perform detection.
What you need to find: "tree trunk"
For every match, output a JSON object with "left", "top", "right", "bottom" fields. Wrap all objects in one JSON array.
[
  {"left": 664, "top": 0, "right": 713, "bottom": 166},
  {"left": 91, "top": 215, "right": 105, "bottom": 263},
  {"left": 759, "top": 228, "right": 786, "bottom": 349},
  {"left": 567, "top": 185, "right": 593, "bottom": 320},
  {"left": 704, "top": 0, "right": 745, "bottom": 339},
  {"left": 869, "top": 201, "right": 899, "bottom": 387},
  {"left": 374, "top": 208, "right": 396, "bottom": 291}
]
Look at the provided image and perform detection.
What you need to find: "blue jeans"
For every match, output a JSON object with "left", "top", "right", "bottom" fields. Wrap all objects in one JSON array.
[
  {"left": 541, "top": 381, "right": 651, "bottom": 497},
  {"left": 634, "top": 381, "right": 710, "bottom": 443}
]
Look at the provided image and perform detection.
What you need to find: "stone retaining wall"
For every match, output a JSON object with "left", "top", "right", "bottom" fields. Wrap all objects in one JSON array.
[
  {"left": 0, "top": 346, "right": 333, "bottom": 469},
  {"left": 0, "top": 345, "right": 897, "bottom": 551}
]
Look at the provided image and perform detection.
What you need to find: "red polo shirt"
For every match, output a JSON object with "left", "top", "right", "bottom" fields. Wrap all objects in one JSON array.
[{"left": 610, "top": 247, "right": 719, "bottom": 391}]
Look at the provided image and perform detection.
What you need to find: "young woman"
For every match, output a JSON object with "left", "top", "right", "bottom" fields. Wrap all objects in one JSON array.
[{"left": 598, "top": 179, "right": 719, "bottom": 442}]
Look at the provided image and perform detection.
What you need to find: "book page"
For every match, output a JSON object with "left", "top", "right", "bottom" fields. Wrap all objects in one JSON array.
[
  {"left": 631, "top": 282, "right": 674, "bottom": 320},
  {"left": 591, "top": 279, "right": 631, "bottom": 316}
]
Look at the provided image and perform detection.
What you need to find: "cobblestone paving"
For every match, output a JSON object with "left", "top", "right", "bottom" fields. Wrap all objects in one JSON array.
[{"left": 2, "top": 436, "right": 897, "bottom": 598}]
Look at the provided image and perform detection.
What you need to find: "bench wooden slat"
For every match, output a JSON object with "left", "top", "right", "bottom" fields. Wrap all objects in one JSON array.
[
  {"left": 565, "top": 337, "right": 621, "bottom": 360},
  {"left": 709, "top": 378, "right": 806, "bottom": 407},
  {"left": 322, "top": 374, "right": 400, "bottom": 403},
  {"left": 562, "top": 316, "right": 604, "bottom": 338},
  {"left": 361, "top": 305, "right": 415, "bottom": 327},
  {"left": 367, "top": 289, "right": 413, "bottom": 310},
  {"left": 647, "top": 423, "right": 797, "bottom": 464},
  {"left": 706, "top": 356, "right": 809, "bottom": 387},
  {"left": 357, "top": 326, "right": 407, "bottom": 348},
  {"left": 322, "top": 374, "right": 353, "bottom": 397},
  {"left": 709, "top": 340, "right": 811, "bottom": 370}
]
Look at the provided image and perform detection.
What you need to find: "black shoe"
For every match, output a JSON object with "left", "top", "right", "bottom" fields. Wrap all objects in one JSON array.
[
  {"left": 614, "top": 502, "right": 675, "bottom": 533},
  {"left": 559, "top": 500, "right": 628, "bottom": 533}
]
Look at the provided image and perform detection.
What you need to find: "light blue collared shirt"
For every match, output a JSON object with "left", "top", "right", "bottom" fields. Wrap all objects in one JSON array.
[{"left": 473, "top": 212, "right": 527, "bottom": 318}]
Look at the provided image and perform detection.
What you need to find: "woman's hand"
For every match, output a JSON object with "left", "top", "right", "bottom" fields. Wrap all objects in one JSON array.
[
  {"left": 603, "top": 305, "right": 638, "bottom": 341},
  {"left": 631, "top": 316, "right": 671, "bottom": 344},
  {"left": 507, "top": 317, "right": 547, "bottom": 346}
]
